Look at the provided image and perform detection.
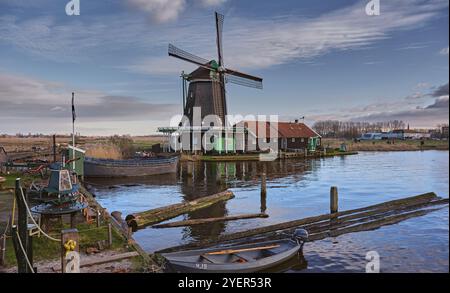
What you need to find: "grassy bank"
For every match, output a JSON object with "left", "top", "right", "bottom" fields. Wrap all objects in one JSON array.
[
  {"left": 322, "top": 138, "right": 449, "bottom": 152},
  {"left": 2, "top": 222, "right": 125, "bottom": 268}
]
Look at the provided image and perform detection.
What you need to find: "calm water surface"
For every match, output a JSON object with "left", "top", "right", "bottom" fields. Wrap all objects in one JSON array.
[{"left": 91, "top": 151, "right": 449, "bottom": 272}]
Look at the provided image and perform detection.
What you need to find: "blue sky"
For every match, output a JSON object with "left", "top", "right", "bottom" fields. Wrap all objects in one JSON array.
[{"left": 0, "top": 0, "right": 448, "bottom": 135}]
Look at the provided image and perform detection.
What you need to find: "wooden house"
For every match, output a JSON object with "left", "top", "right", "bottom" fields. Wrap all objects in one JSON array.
[{"left": 236, "top": 120, "right": 322, "bottom": 153}]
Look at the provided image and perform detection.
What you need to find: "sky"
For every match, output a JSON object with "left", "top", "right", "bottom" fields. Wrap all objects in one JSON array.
[{"left": 0, "top": 0, "right": 448, "bottom": 135}]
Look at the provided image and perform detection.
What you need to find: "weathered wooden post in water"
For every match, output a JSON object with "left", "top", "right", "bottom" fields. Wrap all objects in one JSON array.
[
  {"left": 61, "top": 229, "right": 80, "bottom": 273},
  {"left": 330, "top": 186, "right": 338, "bottom": 214},
  {"left": 107, "top": 223, "right": 113, "bottom": 248},
  {"left": 260, "top": 172, "right": 267, "bottom": 213}
]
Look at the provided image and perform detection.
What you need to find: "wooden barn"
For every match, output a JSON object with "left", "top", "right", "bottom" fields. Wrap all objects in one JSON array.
[{"left": 236, "top": 120, "right": 321, "bottom": 153}]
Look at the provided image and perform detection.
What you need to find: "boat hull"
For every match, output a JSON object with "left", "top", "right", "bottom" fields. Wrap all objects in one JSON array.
[
  {"left": 84, "top": 156, "right": 179, "bottom": 178},
  {"left": 162, "top": 239, "right": 301, "bottom": 273}
]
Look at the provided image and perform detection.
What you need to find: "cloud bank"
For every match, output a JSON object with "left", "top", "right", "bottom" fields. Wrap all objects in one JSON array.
[{"left": 0, "top": 72, "right": 179, "bottom": 134}]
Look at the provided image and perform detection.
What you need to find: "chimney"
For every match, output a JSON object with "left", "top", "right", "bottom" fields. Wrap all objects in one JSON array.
[{"left": 294, "top": 119, "right": 299, "bottom": 124}]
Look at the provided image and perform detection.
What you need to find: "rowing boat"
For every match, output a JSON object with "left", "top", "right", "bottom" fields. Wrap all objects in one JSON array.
[
  {"left": 161, "top": 229, "right": 308, "bottom": 273},
  {"left": 84, "top": 155, "right": 179, "bottom": 178}
]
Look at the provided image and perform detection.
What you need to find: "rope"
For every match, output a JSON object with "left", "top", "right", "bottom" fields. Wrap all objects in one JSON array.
[
  {"left": 11, "top": 195, "right": 16, "bottom": 227},
  {"left": 15, "top": 230, "right": 35, "bottom": 273},
  {"left": 19, "top": 187, "right": 61, "bottom": 242},
  {"left": 1, "top": 217, "right": 10, "bottom": 236}
]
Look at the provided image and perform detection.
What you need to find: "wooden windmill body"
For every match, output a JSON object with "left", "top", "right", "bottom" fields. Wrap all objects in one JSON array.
[{"left": 168, "top": 12, "right": 263, "bottom": 152}]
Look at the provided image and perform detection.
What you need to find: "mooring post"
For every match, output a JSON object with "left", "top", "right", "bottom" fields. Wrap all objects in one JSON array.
[
  {"left": 330, "top": 186, "right": 338, "bottom": 214},
  {"left": 14, "top": 178, "right": 33, "bottom": 273},
  {"left": 127, "top": 226, "right": 133, "bottom": 243},
  {"left": 96, "top": 208, "right": 101, "bottom": 228},
  {"left": 107, "top": 223, "right": 113, "bottom": 248},
  {"left": 0, "top": 234, "right": 6, "bottom": 266},
  {"left": 61, "top": 229, "right": 79, "bottom": 273},
  {"left": 260, "top": 172, "right": 267, "bottom": 213}
]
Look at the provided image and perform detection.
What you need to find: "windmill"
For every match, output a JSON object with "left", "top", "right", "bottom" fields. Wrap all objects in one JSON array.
[{"left": 169, "top": 12, "right": 263, "bottom": 127}]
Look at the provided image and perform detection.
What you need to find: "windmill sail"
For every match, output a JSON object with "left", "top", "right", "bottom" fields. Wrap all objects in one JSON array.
[
  {"left": 168, "top": 12, "right": 264, "bottom": 125},
  {"left": 215, "top": 12, "right": 225, "bottom": 67}
]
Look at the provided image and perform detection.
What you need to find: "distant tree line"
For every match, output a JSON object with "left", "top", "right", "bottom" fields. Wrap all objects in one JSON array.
[{"left": 312, "top": 120, "right": 406, "bottom": 139}]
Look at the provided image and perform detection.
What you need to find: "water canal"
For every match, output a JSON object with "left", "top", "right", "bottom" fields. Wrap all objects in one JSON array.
[{"left": 90, "top": 151, "right": 449, "bottom": 272}]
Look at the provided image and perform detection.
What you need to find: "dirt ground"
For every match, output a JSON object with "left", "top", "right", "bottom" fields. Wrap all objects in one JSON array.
[
  {"left": 0, "top": 135, "right": 165, "bottom": 153},
  {"left": 0, "top": 250, "right": 137, "bottom": 273}
]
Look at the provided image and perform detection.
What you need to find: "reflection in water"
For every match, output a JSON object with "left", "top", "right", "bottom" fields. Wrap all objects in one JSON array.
[
  {"left": 264, "top": 252, "right": 309, "bottom": 273},
  {"left": 93, "top": 151, "right": 449, "bottom": 272},
  {"left": 176, "top": 160, "right": 316, "bottom": 242}
]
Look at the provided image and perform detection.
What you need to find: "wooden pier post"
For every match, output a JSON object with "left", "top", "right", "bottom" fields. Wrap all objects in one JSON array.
[
  {"left": 107, "top": 223, "right": 113, "bottom": 248},
  {"left": 96, "top": 208, "right": 101, "bottom": 228},
  {"left": 330, "top": 186, "right": 338, "bottom": 214},
  {"left": 0, "top": 234, "right": 6, "bottom": 266},
  {"left": 61, "top": 229, "right": 79, "bottom": 273},
  {"left": 14, "top": 178, "right": 33, "bottom": 273},
  {"left": 260, "top": 172, "right": 267, "bottom": 213}
]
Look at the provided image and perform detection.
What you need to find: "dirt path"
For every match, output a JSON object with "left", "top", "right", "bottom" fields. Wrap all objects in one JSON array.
[{"left": 0, "top": 250, "right": 138, "bottom": 273}]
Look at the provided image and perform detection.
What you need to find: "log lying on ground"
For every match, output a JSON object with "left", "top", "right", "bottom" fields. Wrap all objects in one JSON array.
[
  {"left": 152, "top": 213, "right": 268, "bottom": 229},
  {"left": 52, "top": 251, "right": 140, "bottom": 271},
  {"left": 126, "top": 190, "right": 235, "bottom": 231},
  {"left": 157, "top": 192, "right": 448, "bottom": 253}
]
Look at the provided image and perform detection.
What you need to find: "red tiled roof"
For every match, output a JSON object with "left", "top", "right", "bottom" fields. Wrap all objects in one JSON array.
[
  {"left": 236, "top": 121, "right": 320, "bottom": 138},
  {"left": 276, "top": 122, "right": 320, "bottom": 138}
]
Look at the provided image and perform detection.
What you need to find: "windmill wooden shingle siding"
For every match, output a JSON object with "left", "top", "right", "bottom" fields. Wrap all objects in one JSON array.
[{"left": 168, "top": 12, "right": 263, "bottom": 127}]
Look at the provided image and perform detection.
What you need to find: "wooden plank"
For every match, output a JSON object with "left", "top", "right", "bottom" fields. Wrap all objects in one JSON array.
[
  {"left": 205, "top": 244, "right": 280, "bottom": 256},
  {"left": 157, "top": 192, "right": 443, "bottom": 253},
  {"left": 152, "top": 213, "right": 268, "bottom": 229},
  {"left": 52, "top": 251, "right": 140, "bottom": 271},
  {"left": 80, "top": 251, "right": 139, "bottom": 267}
]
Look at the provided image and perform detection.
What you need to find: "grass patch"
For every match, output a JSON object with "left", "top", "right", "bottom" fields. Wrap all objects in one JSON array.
[
  {"left": 2, "top": 221, "right": 126, "bottom": 268},
  {"left": 0, "top": 173, "right": 41, "bottom": 190}
]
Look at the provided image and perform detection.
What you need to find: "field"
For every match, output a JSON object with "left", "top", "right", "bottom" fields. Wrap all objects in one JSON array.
[
  {"left": 322, "top": 138, "right": 449, "bottom": 151},
  {"left": 0, "top": 135, "right": 165, "bottom": 154}
]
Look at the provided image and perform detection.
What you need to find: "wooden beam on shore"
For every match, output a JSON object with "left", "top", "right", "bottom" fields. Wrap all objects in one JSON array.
[
  {"left": 52, "top": 251, "right": 139, "bottom": 271},
  {"left": 125, "top": 190, "right": 235, "bottom": 231},
  {"left": 157, "top": 192, "right": 448, "bottom": 253},
  {"left": 152, "top": 213, "right": 268, "bottom": 229}
]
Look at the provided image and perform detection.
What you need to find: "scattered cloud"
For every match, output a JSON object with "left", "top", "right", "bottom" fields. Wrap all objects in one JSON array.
[
  {"left": 425, "top": 96, "right": 449, "bottom": 109},
  {"left": 0, "top": 0, "right": 447, "bottom": 73},
  {"left": 125, "top": 0, "right": 227, "bottom": 23},
  {"left": 414, "top": 82, "right": 431, "bottom": 90},
  {"left": 405, "top": 92, "right": 426, "bottom": 100},
  {"left": 439, "top": 46, "right": 449, "bottom": 55},
  {"left": 199, "top": 0, "right": 227, "bottom": 6},
  {"left": 431, "top": 82, "right": 449, "bottom": 97},
  {"left": 127, "top": 0, "right": 186, "bottom": 23},
  {"left": 308, "top": 83, "right": 449, "bottom": 128}
]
